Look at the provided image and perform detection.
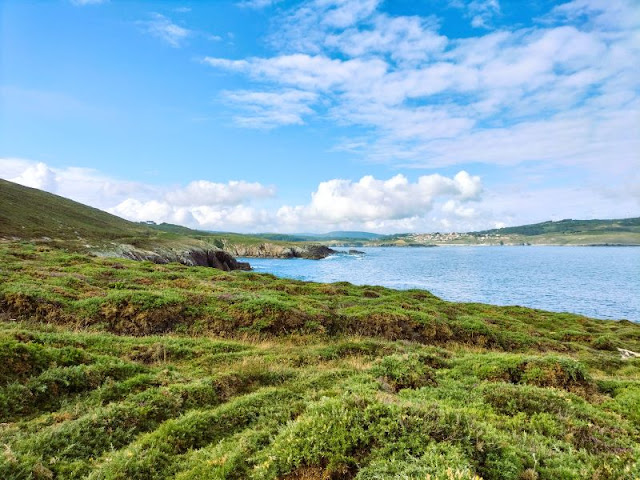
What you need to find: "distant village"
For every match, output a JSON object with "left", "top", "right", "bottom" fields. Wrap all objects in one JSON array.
[{"left": 372, "top": 231, "right": 530, "bottom": 246}]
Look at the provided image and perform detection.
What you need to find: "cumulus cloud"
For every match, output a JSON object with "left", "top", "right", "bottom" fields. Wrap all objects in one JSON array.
[
  {"left": 164, "top": 180, "right": 275, "bottom": 206},
  {"left": 276, "top": 171, "right": 482, "bottom": 228},
  {"left": 7, "top": 162, "right": 57, "bottom": 192},
  {"left": 2, "top": 158, "right": 638, "bottom": 233},
  {"left": 0, "top": 158, "right": 275, "bottom": 231}
]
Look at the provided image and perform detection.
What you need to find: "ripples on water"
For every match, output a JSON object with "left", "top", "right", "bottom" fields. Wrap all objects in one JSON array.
[{"left": 241, "top": 246, "right": 640, "bottom": 321}]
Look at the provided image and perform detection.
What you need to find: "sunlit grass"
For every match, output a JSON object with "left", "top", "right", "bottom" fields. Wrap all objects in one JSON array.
[{"left": 0, "top": 242, "right": 639, "bottom": 479}]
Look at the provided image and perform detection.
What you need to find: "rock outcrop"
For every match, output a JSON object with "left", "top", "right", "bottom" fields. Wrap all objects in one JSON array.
[
  {"left": 99, "top": 246, "right": 251, "bottom": 271},
  {"left": 224, "top": 243, "right": 336, "bottom": 260},
  {"left": 618, "top": 348, "right": 640, "bottom": 360}
]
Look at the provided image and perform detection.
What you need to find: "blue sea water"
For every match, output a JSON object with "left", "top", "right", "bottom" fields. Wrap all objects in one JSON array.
[{"left": 241, "top": 246, "right": 640, "bottom": 321}]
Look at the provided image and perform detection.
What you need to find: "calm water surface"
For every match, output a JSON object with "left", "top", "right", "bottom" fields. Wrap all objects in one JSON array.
[{"left": 241, "top": 246, "right": 640, "bottom": 321}]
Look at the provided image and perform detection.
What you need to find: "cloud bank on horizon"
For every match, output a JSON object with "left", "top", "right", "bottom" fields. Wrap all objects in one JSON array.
[
  {"left": 1, "top": 0, "right": 639, "bottom": 233},
  {"left": 2, "top": 156, "right": 638, "bottom": 233}
]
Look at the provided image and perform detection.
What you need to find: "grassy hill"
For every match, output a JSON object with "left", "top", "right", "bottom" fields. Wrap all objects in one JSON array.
[
  {"left": 0, "top": 242, "right": 639, "bottom": 479},
  {"left": 474, "top": 218, "right": 640, "bottom": 237},
  {"left": 364, "top": 218, "right": 640, "bottom": 247},
  {"left": 0, "top": 179, "right": 154, "bottom": 243},
  {"left": 147, "top": 223, "right": 294, "bottom": 248},
  {"left": 147, "top": 223, "right": 381, "bottom": 246},
  {"left": 0, "top": 180, "right": 323, "bottom": 261}
]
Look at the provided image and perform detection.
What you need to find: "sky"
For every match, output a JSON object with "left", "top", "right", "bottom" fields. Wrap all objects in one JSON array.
[{"left": 1, "top": 0, "right": 639, "bottom": 233}]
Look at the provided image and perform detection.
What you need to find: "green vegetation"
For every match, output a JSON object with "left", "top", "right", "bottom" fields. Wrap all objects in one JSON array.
[
  {"left": 0, "top": 179, "right": 147, "bottom": 243},
  {"left": 149, "top": 224, "right": 382, "bottom": 243},
  {"left": 474, "top": 218, "right": 640, "bottom": 237},
  {"left": 0, "top": 179, "right": 209, "bottom": 253},
  {"left": 373, "top": 218, "right": 640, "bottom": 247},
  {"left": 1, "top": 241, "right": 639, "bottom": 479},
  {"left": 151, "top": 217, "right": 640, "bottom": 249},
  {"left": 0, "top": 180, "right": 333, "bottom": 258}
]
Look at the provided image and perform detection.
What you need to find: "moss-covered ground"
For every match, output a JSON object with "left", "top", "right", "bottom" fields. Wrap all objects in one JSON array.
[{"left": 1, "top": 242, "right": 639, "bottom": 479}]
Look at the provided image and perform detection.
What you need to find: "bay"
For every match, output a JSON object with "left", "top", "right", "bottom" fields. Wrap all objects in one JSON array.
[{"left": 241, "top": 246, "right": 640, "bottom": 321}]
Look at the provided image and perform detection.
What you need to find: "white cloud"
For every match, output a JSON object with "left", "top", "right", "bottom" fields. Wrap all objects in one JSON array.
[
  {"left": 2, "top": 158, "right": 638, "bottom": 233},
  {"left": 140, "top": 13, "right": 191, "bottom": 47},
  {"left": 204, "top": 54, "right": 388, "bottom": 92},
  {"left": 276, "top": 171, "right": 482, "bottom": 227},
  {"left": 463, "top": 183, "right": 640, "bottom": 232},
  {"left": 0, "top": 158, "right": 276, "bottom": 231},
  {"left": 319, "top": 0, "right": 381, "bottom": 28},
  {"left": 164, "top": 180, "right": 275, "bottom": 206},
  {"left": 203, "top": 0, "right": 640, "bottom": 178},
  {"left": 548, "top": 0, "right": 640, "bottom": 31},
  {"left": 222, "top": 89, "right": 318, "bottom": 127},
  {"left": 325, "top": 14, "right": 447, "bottom": 63},
  {"left": 9, "top": 162, "right": 57, "bottom": 192},
  {"left": 236, "top": 0, "right": 282, "bottom": 10},
  {"left": 237, "top": 0, "right": 282, "bottom": 9},
  {"left": 107, "top": 200, "right": 272, "bottom": 230},
  {"left": 470, "top": 0, "right": 501, "bottom": 29},
  {"left": 442, "top": 199, "right": 476, "bottom": 218}
]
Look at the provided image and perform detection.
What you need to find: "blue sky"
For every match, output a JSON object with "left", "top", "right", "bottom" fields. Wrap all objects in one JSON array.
[{"left": 1, "top": 0, "right": 639, "bottom": 233}]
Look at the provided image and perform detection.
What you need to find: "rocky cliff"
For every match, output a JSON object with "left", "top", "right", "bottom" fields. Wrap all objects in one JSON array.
[
  {"left": 98, "top": 245, "right": 251, "bottom": 271},
  {"left": 223, "top": 242, "right": 336, "bottom": 259}
]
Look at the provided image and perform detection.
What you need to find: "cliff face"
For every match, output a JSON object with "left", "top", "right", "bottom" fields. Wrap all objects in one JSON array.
[
  {"left": 100, "top": 246, "right": 251, "bottom": 271},
  {"left": 223, "top": 243, "right": 336, "bottom": 260}
]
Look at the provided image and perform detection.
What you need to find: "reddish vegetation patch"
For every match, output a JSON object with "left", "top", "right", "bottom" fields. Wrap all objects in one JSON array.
[
  {"left": 280, "top": 463, "right": 357, "bottom": 480},
  {"left": 280, "top": 466, "right": 327, "bottom": 480}
]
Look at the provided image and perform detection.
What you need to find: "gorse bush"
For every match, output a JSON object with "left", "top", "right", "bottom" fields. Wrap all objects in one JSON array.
[
  {"left": 0, "top": 243, "right": 639, "bottom": 479},
  {"left": 370, "top": 353, "right": 438, "bottom": 391},
  {"left": 2, "top": 244, "right": 638, "bottom": 351}
]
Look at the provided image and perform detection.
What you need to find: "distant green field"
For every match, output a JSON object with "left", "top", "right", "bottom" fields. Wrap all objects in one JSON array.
[
  {"left": 474, "top": 218, "right": 640, "bottom": 236},
  {"left": 1, "top": 242, "right": 639, "bottom": 479}
]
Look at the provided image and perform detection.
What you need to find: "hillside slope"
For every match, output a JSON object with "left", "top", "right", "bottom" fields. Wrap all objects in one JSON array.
[
  {"left": 0, "top": 179, "right": 250, "bottom": 270},
  {"left": 474, "top": 217, "right": 640, "bottom": 236},
  {"left": 0, "top": 179, "right": 152, "bottom": 243},
  {"left": 148, "top": 223, "right": 337, "bottom": 259}
]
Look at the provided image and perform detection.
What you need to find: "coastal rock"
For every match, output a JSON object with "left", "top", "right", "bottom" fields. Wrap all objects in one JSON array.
[
  {"left": 348, "top": 249, "right": 365, "bottom": 255},
  {"left": 224, "top": 242, "right": 336, "bottom": 259},
  {"left": 618, "top": 348, "right": 640, "bottom": 360},
  {"left": 100, "top": 246, "right": 251, "bottom": 271}
]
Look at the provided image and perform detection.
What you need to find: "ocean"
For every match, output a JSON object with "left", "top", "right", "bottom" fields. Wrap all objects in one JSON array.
[{"left": 241, "top": 246, "right": 640, "bottom": 321}]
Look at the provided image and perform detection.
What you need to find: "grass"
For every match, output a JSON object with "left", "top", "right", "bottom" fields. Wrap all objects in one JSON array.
[
  {"left": 0, "top": 179, "right": 154, "bottom": 245},
  {"left": 0, "top": 242, "right": 639, "bottom": 479}
]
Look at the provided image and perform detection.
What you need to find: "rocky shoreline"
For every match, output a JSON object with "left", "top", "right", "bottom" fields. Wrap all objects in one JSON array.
[
  {"left": 95, "top": 242, "right": 339, "bottom": 272},
  {"left": 97, "top": 245, "right": 251, "bottom": 271},
  {"left": 223, "top": 242, "right": 336, "bottom": 260}
]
